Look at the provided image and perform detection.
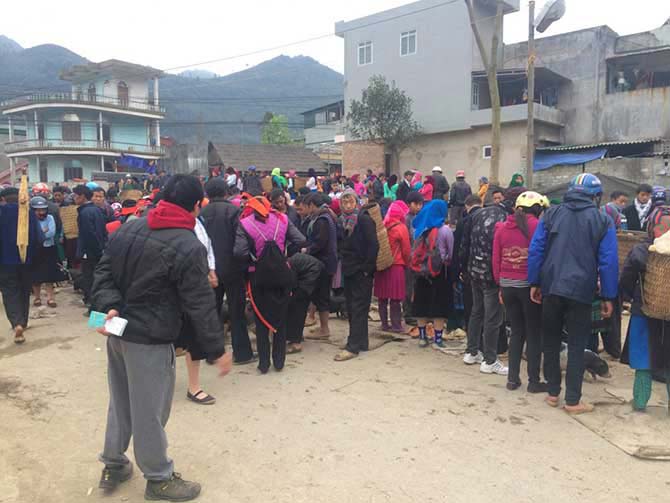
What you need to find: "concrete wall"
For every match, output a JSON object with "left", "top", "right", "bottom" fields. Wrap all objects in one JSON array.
[
  {"left": 398, "top": 122, "right": 530, "bottom": 185},
  {"left": 338, "top": 0, "right": 476, "bottom": 135},
  {"left": 304, "top": 122, "right": 343, "bottom": 148},
  {"left": 342, "top": 141, "right": 385, "bottom": 176},
  {"left": 534, "top": 157, "right": 670, "bottom": 190},
  {"left": 73, "top": 77, "right": 150, "bottom": 102},
  {"left": 28, "top": 155, "right": 99, "bottom": 183}
]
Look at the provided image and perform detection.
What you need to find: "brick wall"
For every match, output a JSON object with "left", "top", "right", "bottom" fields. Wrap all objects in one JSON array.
[{"left": 342, "top": 141, "right": 385, "bottom": 177}]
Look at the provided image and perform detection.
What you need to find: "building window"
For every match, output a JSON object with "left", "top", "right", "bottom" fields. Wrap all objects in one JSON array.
[
  {"left": 118, "top": 81, "right": 129, "bottom": 106},
  {"left": 39, "top": 159, "right": 48, "bottom": 183},
  {"left": 358, "top": 41, "right": 373, "bottom": 66},
  {"left": 472, "top": 82, "right": 480, "bottom": 109},
  {"left": 400, "top": 30, "right": 417, "bottom": 56},
  {"left": 483, "top": 145, "right": 492, "bottom": 159},
  {"left": 64, "top": 160, "right": 83, "bottom": 181},
  {"left": 62, "top": 113, "right": 81, "bottom": 142},
  {"left": 88, "top": 83, "right": 96, "bottom": 102}
]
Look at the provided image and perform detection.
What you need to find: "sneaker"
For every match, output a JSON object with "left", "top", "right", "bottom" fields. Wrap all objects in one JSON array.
[
  {"left": 145, "top": 473, "right": 201, "bottom": 502},
  {"left": 480, "top": 360, "right": 509, "bottom": 376},
  {"left": 463, "top": 351, "right": 484, "bottom": 365},
  {"left": 99, "top": 462, "right": 133, "bottom": 491},
  {"left": 418, "top": 338, "right": 430, "bottom": 348},
  {"left": 433, "top": 339, "right": 447, "bottom": 349}
]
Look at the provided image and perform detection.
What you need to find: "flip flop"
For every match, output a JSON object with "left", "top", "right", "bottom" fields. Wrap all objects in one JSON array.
[
  {"left": 334, "top": 350, "right": 358, "bottom": 362},
  {"left": 33, "top": 299, "right": 42, "bottom": 307},
  {"left": 545, "top": 396, "right": 559, "bottom": 408},
  {"left": 187, "top": 390, "right": 216, "bottom": 405},
  {"left": 564, "top": 402, "right": 595, "bottom": 415},
  {"left": 47, "top": 300, "right": 57, "bottom": 308},
  {"left": 286, "top": 343, "right": 302, "bottom": 354},
  {"left": 14, "top": 326, "right": 25, "bottom": 345}
]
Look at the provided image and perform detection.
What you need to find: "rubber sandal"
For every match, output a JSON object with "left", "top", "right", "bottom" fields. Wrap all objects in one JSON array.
[
  {"left": 187, "top": 390, "right": 216, "bottom": 405},
  {"left": 47, "top": 300, "right": 57, "bottom": 308},
  {"left": 564, "top": 402, "right": 595, "bottom": 415},
  {"left": 286, "top": 343, "right": 302, "bottom": 354},
  {"left": 14, "top": 326, "right": 25, "bottom": 345},
  {"left": 545, "top": 396, "right": 559, "bottom": 408},
  {"left": 33, "top": 299, "right": 42, "bottom": 307},
  {"left": 334, "top": 350, "right": 358, "bottom": 362}
]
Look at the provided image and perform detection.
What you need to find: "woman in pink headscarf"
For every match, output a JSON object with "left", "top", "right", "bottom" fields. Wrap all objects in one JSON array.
[
  {"left": 351, "top": 174, "right": 367, "bottom": 197},
  {"left": 419, "top": 176, "right": 434, "bottom": 201},
  {"left": 374, "top": 200, "right": 411, "bottom": 332},
  {"left": 410, "top": 171, "right": 423, "bottom": 191}
]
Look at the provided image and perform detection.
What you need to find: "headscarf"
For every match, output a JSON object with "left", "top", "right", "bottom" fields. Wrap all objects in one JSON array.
[
  {"left": 647, "top": 206, "right": 670, "bottom": 240},
  {"left": 509, "top": 172, "right": 525, "bottom": 188},
  {"left": 384, "top": 200, "right": 409, "bottom": 226},
  {"left": 411, "top": 172, "right": 422, "bottom": 188},
  {"left": 413, "top": 199, "right": 448, "bottom": 240},
  {"left": 271, "top": 167, "right": 287, "bottom": 189},
  {"left": 351, "top": 174, "right": 360, "bottom": 183},
  {"left": 339, "top": 189, "right": 359, "bottom": 236},
  {"left": 242, "top": 196, "right": 271, "bottom": 219}
]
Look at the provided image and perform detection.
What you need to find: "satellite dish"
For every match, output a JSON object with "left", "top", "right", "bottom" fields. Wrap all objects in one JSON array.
[{"left": 535, "top": 0, "right": 566, "bottom": 33}]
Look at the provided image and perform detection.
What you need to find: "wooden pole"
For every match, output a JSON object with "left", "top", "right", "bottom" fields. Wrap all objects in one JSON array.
[
  {"left": 527, "top": 0, "right": 536, "bottom": 188},
  {"left": 17, "top": 175, "right": 29, "bottom": 263}
]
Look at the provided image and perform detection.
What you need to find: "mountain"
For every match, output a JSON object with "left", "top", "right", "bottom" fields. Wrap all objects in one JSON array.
[
  {"left": 178, "top": 69, "right": 218, "bottom": 79},
  {"left": 0, "top": 36, "right": 343, "bottom": 144}
]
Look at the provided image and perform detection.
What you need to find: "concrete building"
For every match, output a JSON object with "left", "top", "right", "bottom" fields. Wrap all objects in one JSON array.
[
  {"left": 0, "top": 59, "right": 165, "bottom": 183},
  {"left": 335, "top": 1, "right": 670, "bottom": 186},
  {"left": 302, "top": 100, "right": 345, "bottom": 149}
]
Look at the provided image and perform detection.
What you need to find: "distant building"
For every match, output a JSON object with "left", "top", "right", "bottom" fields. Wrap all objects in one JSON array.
[
  {"left": 301, "top": 100, "right": 345, "bottom": 149},
  {"left": 208, "top": 142, "right": 327, "bottom": 176},
  {"left": 335, "top": 0, "right": 670, "bottom": 185},
  {"left": 1, "top": 59, "right": 165, "bottom": 183}
]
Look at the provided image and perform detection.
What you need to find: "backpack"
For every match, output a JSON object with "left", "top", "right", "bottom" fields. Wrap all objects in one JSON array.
[
  {"left": 410, "top": 228, "right": 443, "bottom": 278},
  {"left": 249, "top": 219, "right": 295, "bottom": 289}
]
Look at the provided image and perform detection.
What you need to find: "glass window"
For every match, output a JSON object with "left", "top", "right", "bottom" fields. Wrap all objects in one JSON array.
[
  {"left": 358, "top": 41, "right": 373, "bottom": 66},
  {"left": 472, "top": 82, "right": 480, "bottom": 108},
  {"left": 483, "top": 146, "right": 492, "bottom": 159},
  {"left": 401, "top": 30, "right": 417, "bottom": 56}
]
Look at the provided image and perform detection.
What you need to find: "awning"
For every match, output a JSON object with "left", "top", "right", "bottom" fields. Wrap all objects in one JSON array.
[{"left": 534, "top": 148, "right": 607, "bottom": 172}]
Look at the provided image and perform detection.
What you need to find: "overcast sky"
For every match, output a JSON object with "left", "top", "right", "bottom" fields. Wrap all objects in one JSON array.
[{"left": 2, "top": 0, "right": 668, "bottom": 76}]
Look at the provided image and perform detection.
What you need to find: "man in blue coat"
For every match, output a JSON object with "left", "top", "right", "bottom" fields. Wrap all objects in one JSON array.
[{"left": 528, "top": 174, "right": 618, "bottom": 415}]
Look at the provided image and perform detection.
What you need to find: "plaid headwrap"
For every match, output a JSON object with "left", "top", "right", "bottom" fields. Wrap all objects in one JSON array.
[{"left": 647, "top": 205, "right": 670, "bottom": 240}]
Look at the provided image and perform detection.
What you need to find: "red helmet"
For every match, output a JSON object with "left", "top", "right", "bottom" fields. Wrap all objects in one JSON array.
[{"left": 32, "top": 182, "right": 50, "bottom": 196}]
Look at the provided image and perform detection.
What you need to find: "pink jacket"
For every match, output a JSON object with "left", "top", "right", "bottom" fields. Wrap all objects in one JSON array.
[{"left": 492, "top": 214, "right": 538, "bottom": 284}]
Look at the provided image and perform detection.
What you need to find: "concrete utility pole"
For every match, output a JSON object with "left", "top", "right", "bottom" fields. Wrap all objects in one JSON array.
[{"left": 526, "top": 0, "right": 536, "bottom": 188}]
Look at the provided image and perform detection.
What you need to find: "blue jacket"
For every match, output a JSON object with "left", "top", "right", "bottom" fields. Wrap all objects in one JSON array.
[
  {"left": 76, "top": 202, "right": 108, "bottom": 260},
  {"left": 528, "top": 192, "right": 618, "bottom": 304},
  {"left": 0, "top": 204, "right": 43, "bottom": 266}
]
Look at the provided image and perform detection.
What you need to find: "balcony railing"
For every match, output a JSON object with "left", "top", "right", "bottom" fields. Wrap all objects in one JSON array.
[
  {"left": 1, "top": 93, "right": 166, "bottom": 115},
  {"left": 5, "top": 139, "right": 165, "bottom": 156}
]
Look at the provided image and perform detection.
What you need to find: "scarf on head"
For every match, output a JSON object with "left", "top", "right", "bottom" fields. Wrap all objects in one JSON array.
[
  {"left": 411, "top": 172, "right": 422, "bottom": 188},
  {"left": 635, "top": 197, "right": 652, "bottom": 223},
  {"left": 241, "top": 196, "right": 271, "bottom": 219},
  {"left": 338, "top": 189, "right": 360, "bottom": 236},
  {"left": 413, "top": 200, "right": 447, "bottom": 240},
  {"left": 509, "top": 172, "right": 525, "bottom": 188},
  {"left": 384, "top": 200, "right": 409, "bottom": 226},
  {"left": 647, "top": 206, "right": 670, "bottom": 240}
]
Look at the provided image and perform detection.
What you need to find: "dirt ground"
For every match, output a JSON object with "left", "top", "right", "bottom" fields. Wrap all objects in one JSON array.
[{"left": 1, "top": 285, "right": 669, "bottom": 503}]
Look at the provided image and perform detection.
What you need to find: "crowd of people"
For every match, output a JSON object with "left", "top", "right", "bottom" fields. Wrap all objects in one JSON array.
[{"left": 1, "top": 165, "right": 670, "bottom": 502}]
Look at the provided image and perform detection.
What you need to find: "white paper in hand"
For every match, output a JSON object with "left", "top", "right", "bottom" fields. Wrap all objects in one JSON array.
[{"left": 105, "top": 317, "right": 128, "bottom": 337}]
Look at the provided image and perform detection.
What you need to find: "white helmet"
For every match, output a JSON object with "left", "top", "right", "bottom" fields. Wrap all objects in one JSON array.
[{"left": 432, "top": 166, "right": 443, "bottom": 173}]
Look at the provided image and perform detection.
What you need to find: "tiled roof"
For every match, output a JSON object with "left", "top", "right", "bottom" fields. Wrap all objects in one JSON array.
[{"left": 208, "top": 142, "right": 326, "bottom": 172}]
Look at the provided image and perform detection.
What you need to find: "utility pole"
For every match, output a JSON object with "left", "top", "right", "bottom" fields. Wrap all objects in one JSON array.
[{"left": 526, "top": 0, "right": 536, "bottom": 189}]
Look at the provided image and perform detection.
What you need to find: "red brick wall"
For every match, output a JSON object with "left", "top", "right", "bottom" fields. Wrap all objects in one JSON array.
[{"left": 342, "top": 141, "right": 385, "bottom": 177}]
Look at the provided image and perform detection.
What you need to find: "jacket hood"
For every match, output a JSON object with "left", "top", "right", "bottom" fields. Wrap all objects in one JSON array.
[
  {"left": 502, "top": 214, "right": 519, "bottom": 229},
  {"left": 147, "top": 201, "right": 195, "bottom": 230},
  {"left": 563, "top": 192, "right": 597, "bottom": 211}
]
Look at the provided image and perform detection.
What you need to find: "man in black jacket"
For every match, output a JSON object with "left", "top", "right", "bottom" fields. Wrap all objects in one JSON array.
[
  {"left": 432, "top": 166, "right": 450, "bottom": 201},
  {"left": 622, "top": 183, "right": 653, "bottom": 231},
  {"left": 200, "top": 178, "right": 255, "bottom": 364},
  {"left": 335, "top": 193, "right": 379, "bottom": 362},
  {"left": 73, "top": 185, "right": 107, "bottom": 312},
  {"left": 242, "top": 166, "right": 264, "bottom": 196},
  {"left": 396, "top": 171, "right": 414, "bottom": 202},
  {"left": 92, "top": 175, "right": 231, "bottom": 501}
]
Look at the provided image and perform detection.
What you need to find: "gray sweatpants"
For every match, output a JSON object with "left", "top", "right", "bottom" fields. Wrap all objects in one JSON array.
[
  {"left": 99, "top": 336, "right": 176, "bottom": 481},
  {"left": 466, "top": 281, "right": 503, "bottom": 364}
]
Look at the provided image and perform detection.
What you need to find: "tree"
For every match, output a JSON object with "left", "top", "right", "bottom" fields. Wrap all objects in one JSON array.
[
  {"left": 465, "top": 0, "right": 503, "bottom": 183},
  {"left": 261, "top": 114, "right": 294, "bottom": 145},
  {"left": 347, "top": 75, "right": 421, "bottom": 175}
]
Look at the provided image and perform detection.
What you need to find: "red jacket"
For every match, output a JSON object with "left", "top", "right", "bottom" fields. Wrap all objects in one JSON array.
[
  {"left": 387, "top": 221, "right": 411, "bottom": 266},
  {"left": 492, "top": 214, "right": 538, "bottom": 285}
]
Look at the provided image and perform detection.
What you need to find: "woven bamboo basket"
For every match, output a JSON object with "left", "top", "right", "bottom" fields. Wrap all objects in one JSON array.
[
  {"left": 642, "top": 251, "right": 670, "bottom": 321},
  {"left": 617, "top": 231, "right": 646, "bottom": 272},
  {"left": 261, "top": 176, "right": 273, "bottom": 194},
  {"left": 365, "top": 203, "right": 393, "bottom": 271},
  {"left": 293, "top": 177, "right": 307, "bottom": 191}
]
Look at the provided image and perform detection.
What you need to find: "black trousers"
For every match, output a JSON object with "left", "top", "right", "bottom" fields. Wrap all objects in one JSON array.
[
  {"left": 221, "top": 278, "right": 253, "bottom": 363},
  {"left": 287, "top": 291, "right": 310, "bottom": 344},
  {"left": 81, "top": 256, "right": 100, "bottom": 306},
  {"left": 0, "top": 265, "right": 32, "bottom": 329},
  {"left": 462, "top": 281, "right": 473, "bottom": 329},
  {"left": 502, "top": 287, "right": 543, "bottom": 385},
  {"left": 344, "top": 272, "right": 373, "bottom": 354},
  {"left": 254, "top": 297, "right": 288, "bottom": 373},
  {"left": 542, "top": 295, "right": 591, "bottom": 406}
]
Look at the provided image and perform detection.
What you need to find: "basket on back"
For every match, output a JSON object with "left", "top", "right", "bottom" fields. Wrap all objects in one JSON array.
[
  {"left": 642, "top": 250, "right": 670, "bottom": 321},
  {"left": 617, "top": 231, "right": 646, "bottom": 273},
  {"left": 364, "top": 203, "right": 393, "bottom": 272}
]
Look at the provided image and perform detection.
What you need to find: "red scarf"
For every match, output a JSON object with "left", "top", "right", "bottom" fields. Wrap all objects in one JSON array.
[{"left": 147, "top": 201, "right": 195, "bottom": 230}]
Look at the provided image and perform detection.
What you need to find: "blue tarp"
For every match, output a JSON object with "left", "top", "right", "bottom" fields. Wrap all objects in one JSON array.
[
  {"left": 120, "top": 154, "right": 157, "bottom": 174},
  {"left": 534, "top": 148, "right": 607, "bottom": 172}
]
